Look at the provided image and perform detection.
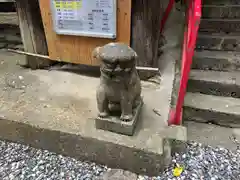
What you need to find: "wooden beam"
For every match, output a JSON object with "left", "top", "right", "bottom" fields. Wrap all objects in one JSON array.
[
  {"left": 131, "top": 0, "right": 164, "bottom": 80},
  {"left": 0, "top": 12, "right": 18, "bottom": 25},
  {"left": 14, "top": 0, "right": 52, "bottom": 69},
  {"left": 8, "top": 48, "right": 160, "bottom": 72}
]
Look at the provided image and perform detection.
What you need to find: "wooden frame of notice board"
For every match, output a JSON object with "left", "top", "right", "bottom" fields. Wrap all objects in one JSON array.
[
  {"left": 38, "top": 0, "right": 131, "bottom": 66},
  {"left": 14, "top": 0, "right": 162, "bottom": 78}
]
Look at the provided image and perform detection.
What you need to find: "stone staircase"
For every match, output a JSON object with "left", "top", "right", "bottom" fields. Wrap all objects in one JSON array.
[
  {"left": 0, "top": 1, "right": 22, "bottom": 49},
  {"left": 183, "top": 2, "right": 240, "bottom": 128},
  {"left": 0, "top": 1, "right": 18, "bottom": 25}
]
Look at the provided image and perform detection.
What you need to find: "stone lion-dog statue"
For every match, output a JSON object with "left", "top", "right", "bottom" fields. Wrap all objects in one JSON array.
[{"left": 93, "top": 43, "right": 142, "bottom": 122}]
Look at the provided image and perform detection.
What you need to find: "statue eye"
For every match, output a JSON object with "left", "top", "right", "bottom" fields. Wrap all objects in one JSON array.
[{"left": 104, "top": 62, "right": 113, "bottom": 68}]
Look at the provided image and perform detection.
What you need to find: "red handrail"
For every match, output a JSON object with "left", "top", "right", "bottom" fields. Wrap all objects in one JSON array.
[{"left": 165, "top": 0, "right": 202, "bottom": 125}]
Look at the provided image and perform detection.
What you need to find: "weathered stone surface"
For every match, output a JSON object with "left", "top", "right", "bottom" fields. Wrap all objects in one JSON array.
[
  {"left": 0, "top": 42, "right": 7, "bottom": 49},
  {"left": 196, "top": 34, "right": 240, "bottom": 51},
  {"left": 222, "top": 38, "right": 240, "bottom": 51},
  {"left": 4, "top": 33, "right": 22, "bottom": 43},
  {"left": 185, "top": 121, "right": 240, "bottom": 151},
  {"left": 95, "top": 99, "right": 143, "bottom": 136},
  {"left": 159, "top": 2, "right": 185, "bottom": 114},
  {"left": 0, "top": 12, "right": 18, "bottom": 25},
  {"left": 184, "top": 92, "right": 240, "bottom": 128},
  {"left": 5, "top": 73, "right": 27, "bottom": 90},
  {"left": 0, "top": 49, "right": 187, "bottom": 176},
  {"left": 0, "top": 2, "right": 16, "bottom": 12},
  {"left": 203, "top": 0, "right": 240, "bottom": 5},
  {"left": 196, "top": 35, "right": 222, "bottom": 50},
  {"left": 202, "top": 6, "right": 240, "bottom": 19},
  {"left": 187, "top": 70, "right": 240, "bottom": 98},
  {"left": 94, "top": 43, "right": 142, "bottom": 131},
  {"left": 0, "top": 25, "right": 22, "bottom": 47},
  {"left": 94, "top": 43, "right": 137, "bottom": 63},
  {"left": 192, "top": 50, "right": 240, "bottom": 71},
  {"left": 98, "top": 169, "right": 138, "bottom": 180},
  {"left": 199, "top": 19, "right": 240, "bottom": 33},
  {"left": 232, "top": 128, "right": 240, "bottom": 143}
]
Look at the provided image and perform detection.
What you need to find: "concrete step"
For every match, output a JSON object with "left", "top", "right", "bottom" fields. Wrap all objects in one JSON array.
[
  {"left": 192, "top": 50, "right": 240, "bottom": 71},
  {"left": 196, "top": 34, "right": 240, "bottom": 51},
  {"left": 202, "top": 5, "right": 240, "bottom": 19},
  {"left": 199, "top": 19, "right": 240, "bottom": 33},
  {"left": 0, "top": 12, "right": 18, "bottom": 25},
  {"left": 0, "top": 1, "right": 15, "bottom": 12},
  {"left": 0, "top": 49, "right": 187, "bottom": 176},
  {"left": 184, "top": 92, "right": 240, "bottom": 128},
  {"left": 188, "top": 70, "right": 240, "bottom": 98},
  {"left": 203, "top": 0, "right": 240, "bottom": 6},
  {"left": 185, "top": 121, "right": 240, "bottom": 151}
]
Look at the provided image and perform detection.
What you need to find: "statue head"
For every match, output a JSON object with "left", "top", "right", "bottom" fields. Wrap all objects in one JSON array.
[{"left": 93, "top": 43, "right": 138, "bottom": 78}]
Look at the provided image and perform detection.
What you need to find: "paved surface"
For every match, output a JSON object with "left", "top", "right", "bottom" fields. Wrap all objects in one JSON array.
[
  {"left": 0, "top": 16, "right": 188, "bottom": 175},
  {"left": 185, "top": 121, "right": 240, "bottom": 151},
  {"left": 0, "top": 45, "right": 186, "bottom": 176},
  {"left": 0, "top": 49, "right": 170, "bottom": 133}
]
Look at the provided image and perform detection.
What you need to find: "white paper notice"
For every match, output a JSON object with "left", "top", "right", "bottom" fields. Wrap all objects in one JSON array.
[{"left": 51, "top": 0, "right": 117, "bottom": 39}]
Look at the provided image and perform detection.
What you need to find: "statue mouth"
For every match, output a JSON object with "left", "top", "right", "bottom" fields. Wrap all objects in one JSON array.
[{"left": 101, "top": 68, "right": 131, "bottom": 78}]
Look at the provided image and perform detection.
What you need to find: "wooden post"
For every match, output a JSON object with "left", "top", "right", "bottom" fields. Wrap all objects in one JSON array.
[
  {"left": 15, "top": 0, "right": 52, "bottom": 69},
  {"left": 131, "top": 0, "right": 164, "bottom": 80}
]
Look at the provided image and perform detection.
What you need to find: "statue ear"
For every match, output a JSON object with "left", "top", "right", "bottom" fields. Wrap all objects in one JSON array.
[
  {"left": 92, "top": 46, "right": 101, "bottom": 59},
  {"left": 134, "top": 52, "right": 138, "bottom": 59}
]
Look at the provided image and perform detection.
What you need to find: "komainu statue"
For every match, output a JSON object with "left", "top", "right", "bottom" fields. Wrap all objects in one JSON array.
[{"left": 93, "top": 43, "right": 143, "bottom": 135}]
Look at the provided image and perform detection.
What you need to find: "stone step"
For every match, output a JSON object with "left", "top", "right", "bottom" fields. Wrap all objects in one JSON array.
[
  {"left": 196, "top": 34, "right": 240, "bottom": 51},
  {"left": 202, "top": 5, "right": 240, "bottom": 19},
  {"left": 203, "top": 0, "right": 240, "bottom": 6},
  {"left": 0, "top": 12, "right": 18, "bottom": 25},
  {"left": 0, "top": 2, "right": 15, "bottom": 12},
  {"left": 199, "top": 19, "right": 240, "bottom": 33},
  {"left": 184, "top": 92, "right": 240, "bottom": 128},
  {"left": 192, "top": 50, "right": 240, "bottom": 71},
  {"left": 188, "top": 70, "right": 240, "bottom": 98},
  {"left": 185, "top": 121, "right": 240, "bottom": 151},
  {"left": 0, "top": 0, "right": 15, "bottom": 2},
  {"left": 0, "top": 49, "right": 187, "bottom": 176}
]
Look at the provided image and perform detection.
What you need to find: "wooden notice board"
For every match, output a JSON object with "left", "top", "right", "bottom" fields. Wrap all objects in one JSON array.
[{"left": 39, "top": 0, "right": 131, "bottom": 66}]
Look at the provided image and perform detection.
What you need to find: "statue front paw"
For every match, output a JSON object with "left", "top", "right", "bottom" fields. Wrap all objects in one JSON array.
[
  {"left": 120, "top": 114, "right": 133, "bottom": 122},
  {"left": 99, "top": 112, "right": 109, "bottom": 118}
]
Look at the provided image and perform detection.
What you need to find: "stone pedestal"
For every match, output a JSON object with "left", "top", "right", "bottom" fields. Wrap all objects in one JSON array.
[{"left": 95, "top": 98, "right": 143, "bottom": 136}]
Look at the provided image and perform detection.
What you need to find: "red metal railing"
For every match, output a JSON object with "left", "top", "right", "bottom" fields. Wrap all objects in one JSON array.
[{"left": 161, "top": 0, "right": 202, "bottom": 125}]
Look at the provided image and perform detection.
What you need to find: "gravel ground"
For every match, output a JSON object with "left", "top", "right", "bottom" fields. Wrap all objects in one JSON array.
[
  {"left": 0, "top": 140, "right": 107, "bottom": 180},
  {"left": 0, "top": 140, "right": 240, "bottom": 180},
  {"left": 139, "top": 142, "right": 240, "bottom": 180}
]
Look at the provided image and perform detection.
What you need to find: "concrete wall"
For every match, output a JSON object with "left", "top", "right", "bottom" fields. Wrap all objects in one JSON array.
[{"left": 159, "top": 1, "right": 185, "bottom": 114}]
